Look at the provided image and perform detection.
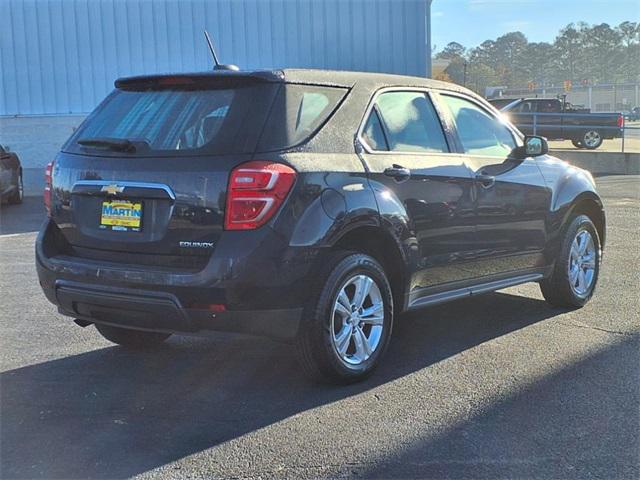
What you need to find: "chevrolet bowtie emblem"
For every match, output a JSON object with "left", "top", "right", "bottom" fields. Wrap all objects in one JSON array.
[{"left": 101, "top": 184, "right": 125, "bottom": 195}]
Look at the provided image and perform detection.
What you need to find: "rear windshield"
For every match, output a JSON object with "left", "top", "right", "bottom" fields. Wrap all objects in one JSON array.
[{"left": 64, "top": 81, "right": 347, "bottom": 156}]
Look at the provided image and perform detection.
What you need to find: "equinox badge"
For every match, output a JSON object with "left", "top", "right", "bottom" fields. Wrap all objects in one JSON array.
[{"left": 179, "top": 241, "right": 215, "bottom": 249}]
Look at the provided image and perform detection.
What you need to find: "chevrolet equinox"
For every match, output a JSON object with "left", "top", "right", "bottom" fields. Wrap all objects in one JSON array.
[{"left": 36, "top": 69, "right": 605, "bottom": 383}]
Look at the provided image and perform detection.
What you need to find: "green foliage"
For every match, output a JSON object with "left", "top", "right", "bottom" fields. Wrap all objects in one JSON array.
[{"left": 434, "top": 21, "right": 640, "bottom": 94}]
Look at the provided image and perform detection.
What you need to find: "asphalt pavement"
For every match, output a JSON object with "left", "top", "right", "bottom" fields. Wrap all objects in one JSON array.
[{"left": 1, "top": 176, "right": 638, "bottom": 479}]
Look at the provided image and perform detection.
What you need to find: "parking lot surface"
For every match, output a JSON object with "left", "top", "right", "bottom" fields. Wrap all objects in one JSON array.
[{"left": 1, "top": 176, "right": 638, "bottom": 479}]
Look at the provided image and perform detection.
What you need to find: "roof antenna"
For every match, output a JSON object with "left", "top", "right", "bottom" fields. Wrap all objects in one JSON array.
[{"left": 204, "top": 30, "right": 240, "bottom": 71}]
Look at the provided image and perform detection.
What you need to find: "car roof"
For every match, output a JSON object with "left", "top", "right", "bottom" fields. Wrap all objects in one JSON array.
[{"left": 115, "top": 68, "right": 474, "bottom": 95}]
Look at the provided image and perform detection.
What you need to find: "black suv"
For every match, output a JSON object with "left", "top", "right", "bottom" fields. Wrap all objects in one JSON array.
[{"left": 37, "top": 69, "right": 605, "bottom": 383}]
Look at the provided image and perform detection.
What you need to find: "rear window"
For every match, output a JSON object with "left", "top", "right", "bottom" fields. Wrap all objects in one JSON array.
[
  {"left": 65, "top": 83, "right": 278, "bottom": 156},
  {"left": 65, "top": 81, "right": 347, "bottom": 156}
]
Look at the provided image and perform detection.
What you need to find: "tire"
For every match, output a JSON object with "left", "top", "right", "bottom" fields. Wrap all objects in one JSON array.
[
  {"left": 95, "top": 323, "right": 171, "bottom": 349},
  {"left": 295, "top": 252, "right": 394, "bottom": 384},
  {"left": 571, "top": 139, "right": 585, "bottom": 149},
  {"left": 7, "top": 169, "right": 23, "bottom": 204},
  {"left": 581, "top": 130, "right": 603, "bottom": 150},
  {"left": 540, "top": 214, "right": 600, "bottom": 308}
]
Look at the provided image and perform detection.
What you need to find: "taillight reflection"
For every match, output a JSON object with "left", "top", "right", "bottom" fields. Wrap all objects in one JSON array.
[{"left": 44, "top": 161, "right": 54, "bottom": 216}]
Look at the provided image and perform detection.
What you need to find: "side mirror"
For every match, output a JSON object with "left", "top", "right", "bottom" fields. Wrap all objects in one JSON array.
[{"left": 512, "top": 135, "right": 548, "bottom": 159}]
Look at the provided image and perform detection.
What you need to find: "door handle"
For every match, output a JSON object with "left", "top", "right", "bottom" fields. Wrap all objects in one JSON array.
[
  {"left": 475, "top": 173, "right": 495, "bottom": 189},
  {"left": 384, "top": 164, "right": 411, "bottom": 182}
]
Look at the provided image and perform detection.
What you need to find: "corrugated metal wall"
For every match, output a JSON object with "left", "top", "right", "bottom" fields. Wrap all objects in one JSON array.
[{"left": 0, "top": 0, "right": 431, "bottom": 115}]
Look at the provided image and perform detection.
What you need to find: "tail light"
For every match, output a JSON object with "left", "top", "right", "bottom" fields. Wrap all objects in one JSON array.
[
  {"left": 44, "top": 161, "right": 54, "bottom": 216},
  {"left": 224, "top": 161, "right": 296, "bottom": 230},
  {"left": 617, "top": 114, "right": 624, "bottom": 129}
]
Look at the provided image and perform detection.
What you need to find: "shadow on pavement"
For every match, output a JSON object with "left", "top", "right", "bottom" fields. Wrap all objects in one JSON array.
[
  {"left": 1, "top": 292, "right": 581, "bottom": 479},
  {"left": 361, "top": 336, "right": 639, "bottom": 479},
  {"left": 0, "top": 196, "right": 45, "bottom": 236}
]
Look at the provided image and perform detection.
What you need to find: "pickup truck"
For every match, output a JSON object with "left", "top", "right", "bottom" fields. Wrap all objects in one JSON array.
[{"left": 501, "top": 97, "right": 624, "bottom": 149}]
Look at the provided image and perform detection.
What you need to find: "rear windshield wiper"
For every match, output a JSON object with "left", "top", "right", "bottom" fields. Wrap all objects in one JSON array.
[{"left": 77, "top": 137, "right": 142, "bottom": 152}]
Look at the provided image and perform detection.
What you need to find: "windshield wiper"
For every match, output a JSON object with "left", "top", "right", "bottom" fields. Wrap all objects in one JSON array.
[{"left": 77, "top": 137, "right": 137, "bottom": 152}]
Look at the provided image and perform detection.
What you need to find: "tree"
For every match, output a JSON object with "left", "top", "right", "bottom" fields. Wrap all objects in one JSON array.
[
  {"left": 617, "top": 21, "right": 640, "bottom": 82},
  {"left": 554, "top": 23, "right": 585, "bottom": 83},
  {"left": 437, "top": 42, "right": 466, "bottom": 60},
  {"left": 522, "top": 42, "right": 556, "bottom": 87},
  {"left": 432, "top": 21, "right": 639, "bottom": 93},
  {"left": 436, "top": 42, "right": 467, "bottom": 85}
]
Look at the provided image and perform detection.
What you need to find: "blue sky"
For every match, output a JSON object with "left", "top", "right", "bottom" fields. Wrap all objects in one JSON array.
[{"left": 431, "top": 0, "right": 640, "bottom": 52}]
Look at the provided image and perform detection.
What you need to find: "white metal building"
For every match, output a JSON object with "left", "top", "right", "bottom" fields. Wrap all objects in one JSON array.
[{"left": 0, "top": 0, "right": 432, "bottom": 174}]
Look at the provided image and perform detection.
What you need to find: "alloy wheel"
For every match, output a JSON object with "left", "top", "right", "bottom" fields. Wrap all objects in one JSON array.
[
  {"left": 331, "top": 274, "right": 385, "bottom": 366},
  {"left": 568, "top": 229, "right": 596, "bottom": 298},
  {"left": 583, "top": 130, "right": 601, "bottom": 148}
]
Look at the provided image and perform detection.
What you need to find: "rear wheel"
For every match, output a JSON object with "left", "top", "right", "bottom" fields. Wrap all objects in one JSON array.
[
  {"left": 582, "top": 130, "right": 603, "bottom": 149},
  {"left": 7, "top": 169, "right": 23, "bottom": 204},
  {"left": 95, "top": 323, "right": 171, "bottom": 349},
  {"left": 540, "top": 214, "right": 600, "bottom": 308},
  {"left": 571, "top": 139, "right": 585, "bottom": 149},
  {"left": 295, "top": 252, "right": 394, "bottom": 384}
]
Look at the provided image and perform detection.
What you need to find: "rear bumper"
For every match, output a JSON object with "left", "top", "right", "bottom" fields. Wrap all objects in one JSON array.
[
  {"left": 51, "top": 280, "right": 301, "bottom": 339},
  {"left": 36, "top": 218, "right": 314, "bottom": 339}
]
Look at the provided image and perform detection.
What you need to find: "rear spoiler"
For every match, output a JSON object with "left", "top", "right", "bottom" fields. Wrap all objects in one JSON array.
[{"left": 114, "top": 70, "right": 285, "bottom": 90}]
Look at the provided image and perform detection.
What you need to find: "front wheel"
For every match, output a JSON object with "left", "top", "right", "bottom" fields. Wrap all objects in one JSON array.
[
  {"left": 95, "top": 323, "right": 171, "bottom": 349},
  {"left": 582, "top": 130, "right": 603, "bottom": 149},
  {"left": 540, "top": 214, "right": 600, "bottom": 308},
  {"left": 295, "top": 252, "right": 394, "bottom": 384}
]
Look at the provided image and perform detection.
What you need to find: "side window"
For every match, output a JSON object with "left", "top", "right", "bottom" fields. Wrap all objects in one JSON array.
[
  {"left": 295, "top": 92, "right": 330, "bottom": 133},
  {"left": 515, "top": 101, "right": 534, "bottom": 113},
  {"left": 362, "top": 109, "right": 388, "bottom": 150},
  {"left": 363, "top": 91, "right": 448, "bottom": 153},
  {"left": 537, "top": 100, "right": 559, "bottom": 113},
  {"left": 441, "top": 95, "right": 516, "bottom": 157}
]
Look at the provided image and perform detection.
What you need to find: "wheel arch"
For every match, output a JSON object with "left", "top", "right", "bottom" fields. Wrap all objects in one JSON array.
[
  {"left": 565, "top": 193, "right": 606, "bottom": 250},
  {"left": 329, "top": 225, "right": 409, "bottom": 313}
]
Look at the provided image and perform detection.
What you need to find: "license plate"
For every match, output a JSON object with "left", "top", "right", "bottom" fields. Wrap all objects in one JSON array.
[{"left": 100, "top": 200, "right": 142, "bottom": 232}]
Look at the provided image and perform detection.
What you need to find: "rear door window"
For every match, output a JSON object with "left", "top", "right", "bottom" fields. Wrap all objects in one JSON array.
[
  {"left": 537, "top": 100, "right": 560, "bottom": 113},
  {"left": 513, "top": 100, "right": 535, "bottom": 113},
  {"left": 363, "top": 91, "right": 449, "bottom": 153}
]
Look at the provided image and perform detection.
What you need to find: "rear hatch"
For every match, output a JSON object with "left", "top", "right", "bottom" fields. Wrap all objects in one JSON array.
[
  {"left": 49, "top": 73, "right": 348, "bottom": 270},
  {"left": 51, "top": 75, "right": 278, "bottom": 270}
]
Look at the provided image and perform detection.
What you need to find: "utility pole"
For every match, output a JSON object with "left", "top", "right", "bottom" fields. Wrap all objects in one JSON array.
[{"left": 463, "top": 62, "right": 468, "bottom": 88}]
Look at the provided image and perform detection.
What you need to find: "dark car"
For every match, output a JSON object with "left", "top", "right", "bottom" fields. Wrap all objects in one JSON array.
[
  {"left": 36, "top": 69, "right": 605, "bottom": 383},
  {"left": 0, "top": 144, "right": 23, "bottom": 205},
  {"left": 502, "top": 97, "right": 624, "bottom": 149},
  {"left": 625, "top": 107, "right": 640, "bottom": 122}
]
